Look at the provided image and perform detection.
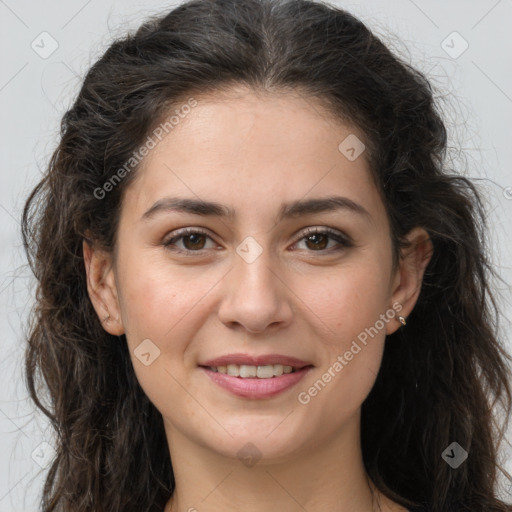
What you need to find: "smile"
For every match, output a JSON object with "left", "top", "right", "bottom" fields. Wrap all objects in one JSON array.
[
  {"left": 200, "top": 365, "right": 313, "bottom": 399},
  {"left": 206, "top": 364, "right": 297, "bottom": 378}
]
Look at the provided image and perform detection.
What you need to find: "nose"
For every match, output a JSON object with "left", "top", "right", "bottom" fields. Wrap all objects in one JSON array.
[{"left": 217, "top": 244, "right": 294, "bottom": 334}]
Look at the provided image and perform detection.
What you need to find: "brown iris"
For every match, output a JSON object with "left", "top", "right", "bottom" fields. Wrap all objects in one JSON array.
[
  {"left": 182, "top": 233, "right": 207, "bottom": 250},
  {"left": 304, "top": 233, "right": 329, "bottom": 250}
]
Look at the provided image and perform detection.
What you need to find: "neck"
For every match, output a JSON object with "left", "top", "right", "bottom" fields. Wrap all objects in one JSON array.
[{"left": 163, "top": 412, "right": 386, "bottom": 512}]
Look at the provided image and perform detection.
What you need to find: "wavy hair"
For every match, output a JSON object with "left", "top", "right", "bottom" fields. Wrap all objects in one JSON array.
[{"left": 22, "top": 0, "right": 512, "bottom": 510}]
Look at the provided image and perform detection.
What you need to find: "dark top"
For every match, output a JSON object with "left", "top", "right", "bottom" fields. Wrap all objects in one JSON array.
[
  {"left": 409, "top": 504, "right": 430, "bottom": 512},
  {"left": 411, "top": 504, "right": 461, "bottom": 511}
]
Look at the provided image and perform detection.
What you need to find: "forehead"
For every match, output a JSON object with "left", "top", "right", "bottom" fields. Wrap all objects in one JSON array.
[{"left": 121, "top": 87, "right": 386, "bottom": 228}]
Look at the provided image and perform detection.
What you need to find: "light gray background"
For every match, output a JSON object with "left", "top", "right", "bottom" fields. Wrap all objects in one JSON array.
[{"left": 1, "top": 1, "right": 511, "bottom": 510}]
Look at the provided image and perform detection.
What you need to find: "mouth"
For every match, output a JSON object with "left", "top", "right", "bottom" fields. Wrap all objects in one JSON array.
[
  {"left": 201, "top": 363, "right": 307, "bottom": 378},
  {"left": 198, "top": 354, "right": 314, "bottom": 399},
  {"left": 199, "top": 353, "right": 313, "bottom": 377}
]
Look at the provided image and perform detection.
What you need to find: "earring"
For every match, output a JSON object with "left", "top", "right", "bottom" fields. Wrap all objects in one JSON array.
[{"left": 398, "top": 315, "right": 407, "bottom": 326}]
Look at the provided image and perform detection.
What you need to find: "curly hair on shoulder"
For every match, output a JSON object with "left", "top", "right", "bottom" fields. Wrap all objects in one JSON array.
[{"left": 22, "top": 0, "right": 512, "bottom": 511}]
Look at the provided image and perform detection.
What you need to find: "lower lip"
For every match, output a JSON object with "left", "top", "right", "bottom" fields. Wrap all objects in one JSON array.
[{"left": 200, "top": 366, "right": 313, "bottom": 399}]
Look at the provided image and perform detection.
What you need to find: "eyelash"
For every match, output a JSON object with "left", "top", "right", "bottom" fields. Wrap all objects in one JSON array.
[{"left": 162, "top": 226, "right": 353, "bottom": 256}]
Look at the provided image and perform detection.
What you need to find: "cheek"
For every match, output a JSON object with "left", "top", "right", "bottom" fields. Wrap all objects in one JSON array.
[
  {"left": 114, "top": 262, "right": 203, "bottom": 409},
  {"left": 297, "top": 257, "right": 391, "bottom": 409},
  {"left": 115, "top": 252, "right": 224, "bottom": 358},
  {"left": 306, "top": 256, "right": 392, "bottom": 343},
  {"left": 116, "top": 243, "right": 184, "bottom": 331},
  {"left": 117, "top": 269, "right": 176, "bottom": 343}
]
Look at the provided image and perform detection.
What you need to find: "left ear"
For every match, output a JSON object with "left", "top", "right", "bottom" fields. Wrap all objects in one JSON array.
[{"left": 386, "top": 227, "right": 433, "bottom": 335}]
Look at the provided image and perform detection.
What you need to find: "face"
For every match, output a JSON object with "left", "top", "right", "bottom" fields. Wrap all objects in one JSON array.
[{"left": 85, "top": 86, "right": 431, "bottom": 464}]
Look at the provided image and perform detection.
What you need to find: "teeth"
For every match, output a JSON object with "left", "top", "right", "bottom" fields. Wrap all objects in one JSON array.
[
  {"left": 208, "top": 364, "right": 297, "bottom": 378},
  {"left": 273, "top": 365, "right": 284, "bottom": 376},
  {"left": 256, "top": 365, "right": 274, "bottom": 378},
  {"left": 240, "top": 365, "right": 257, "bottom": 378},
  {"left": 227, "top": 364, "right": 239, "bottom": 376}
]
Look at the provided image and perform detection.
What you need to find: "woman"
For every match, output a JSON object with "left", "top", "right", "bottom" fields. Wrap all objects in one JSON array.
[{"left": 22, "top": 0, "right": 512, "bottom": 510}]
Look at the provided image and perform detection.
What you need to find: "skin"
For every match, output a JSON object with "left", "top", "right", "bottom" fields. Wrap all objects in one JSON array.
[{"left": 84, "top": 86, "right": 433, "bottom": 512}]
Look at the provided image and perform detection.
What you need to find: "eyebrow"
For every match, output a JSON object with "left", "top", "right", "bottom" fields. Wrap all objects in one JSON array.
[{"left": 141, "top": 195, "right": 371, "bottom": 223}]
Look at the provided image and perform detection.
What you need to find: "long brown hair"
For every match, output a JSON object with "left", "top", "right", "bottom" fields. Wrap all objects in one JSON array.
[{"left": 22, "top": 0, "right": 512, "bottom": 510}]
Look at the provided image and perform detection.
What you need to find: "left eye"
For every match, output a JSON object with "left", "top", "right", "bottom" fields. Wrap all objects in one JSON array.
[
  {"left": 162, "top": 227, "right": 351, "bottom": 254},
  {"left": 293, "top": 227, "right": 351, "bottom": 252}
]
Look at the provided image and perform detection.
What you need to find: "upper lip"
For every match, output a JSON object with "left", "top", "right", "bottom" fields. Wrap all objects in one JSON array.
[{"left": 200, "top": 354, "right": 313, "bottom": 369}]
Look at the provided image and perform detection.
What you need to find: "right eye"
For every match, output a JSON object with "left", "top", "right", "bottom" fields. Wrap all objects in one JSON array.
[{"left": 162, "top": 228, "right": 219, "bottom": 255}]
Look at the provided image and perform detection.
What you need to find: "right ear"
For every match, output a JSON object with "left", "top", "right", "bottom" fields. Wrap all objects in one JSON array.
[{"left": 82, "top": 238, "right": 125, "bottom": 336}]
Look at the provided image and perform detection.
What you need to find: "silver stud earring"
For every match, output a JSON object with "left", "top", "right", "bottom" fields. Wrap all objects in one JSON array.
[{"left": 398, "top": 315, "right": 407, "bottom": 327}]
